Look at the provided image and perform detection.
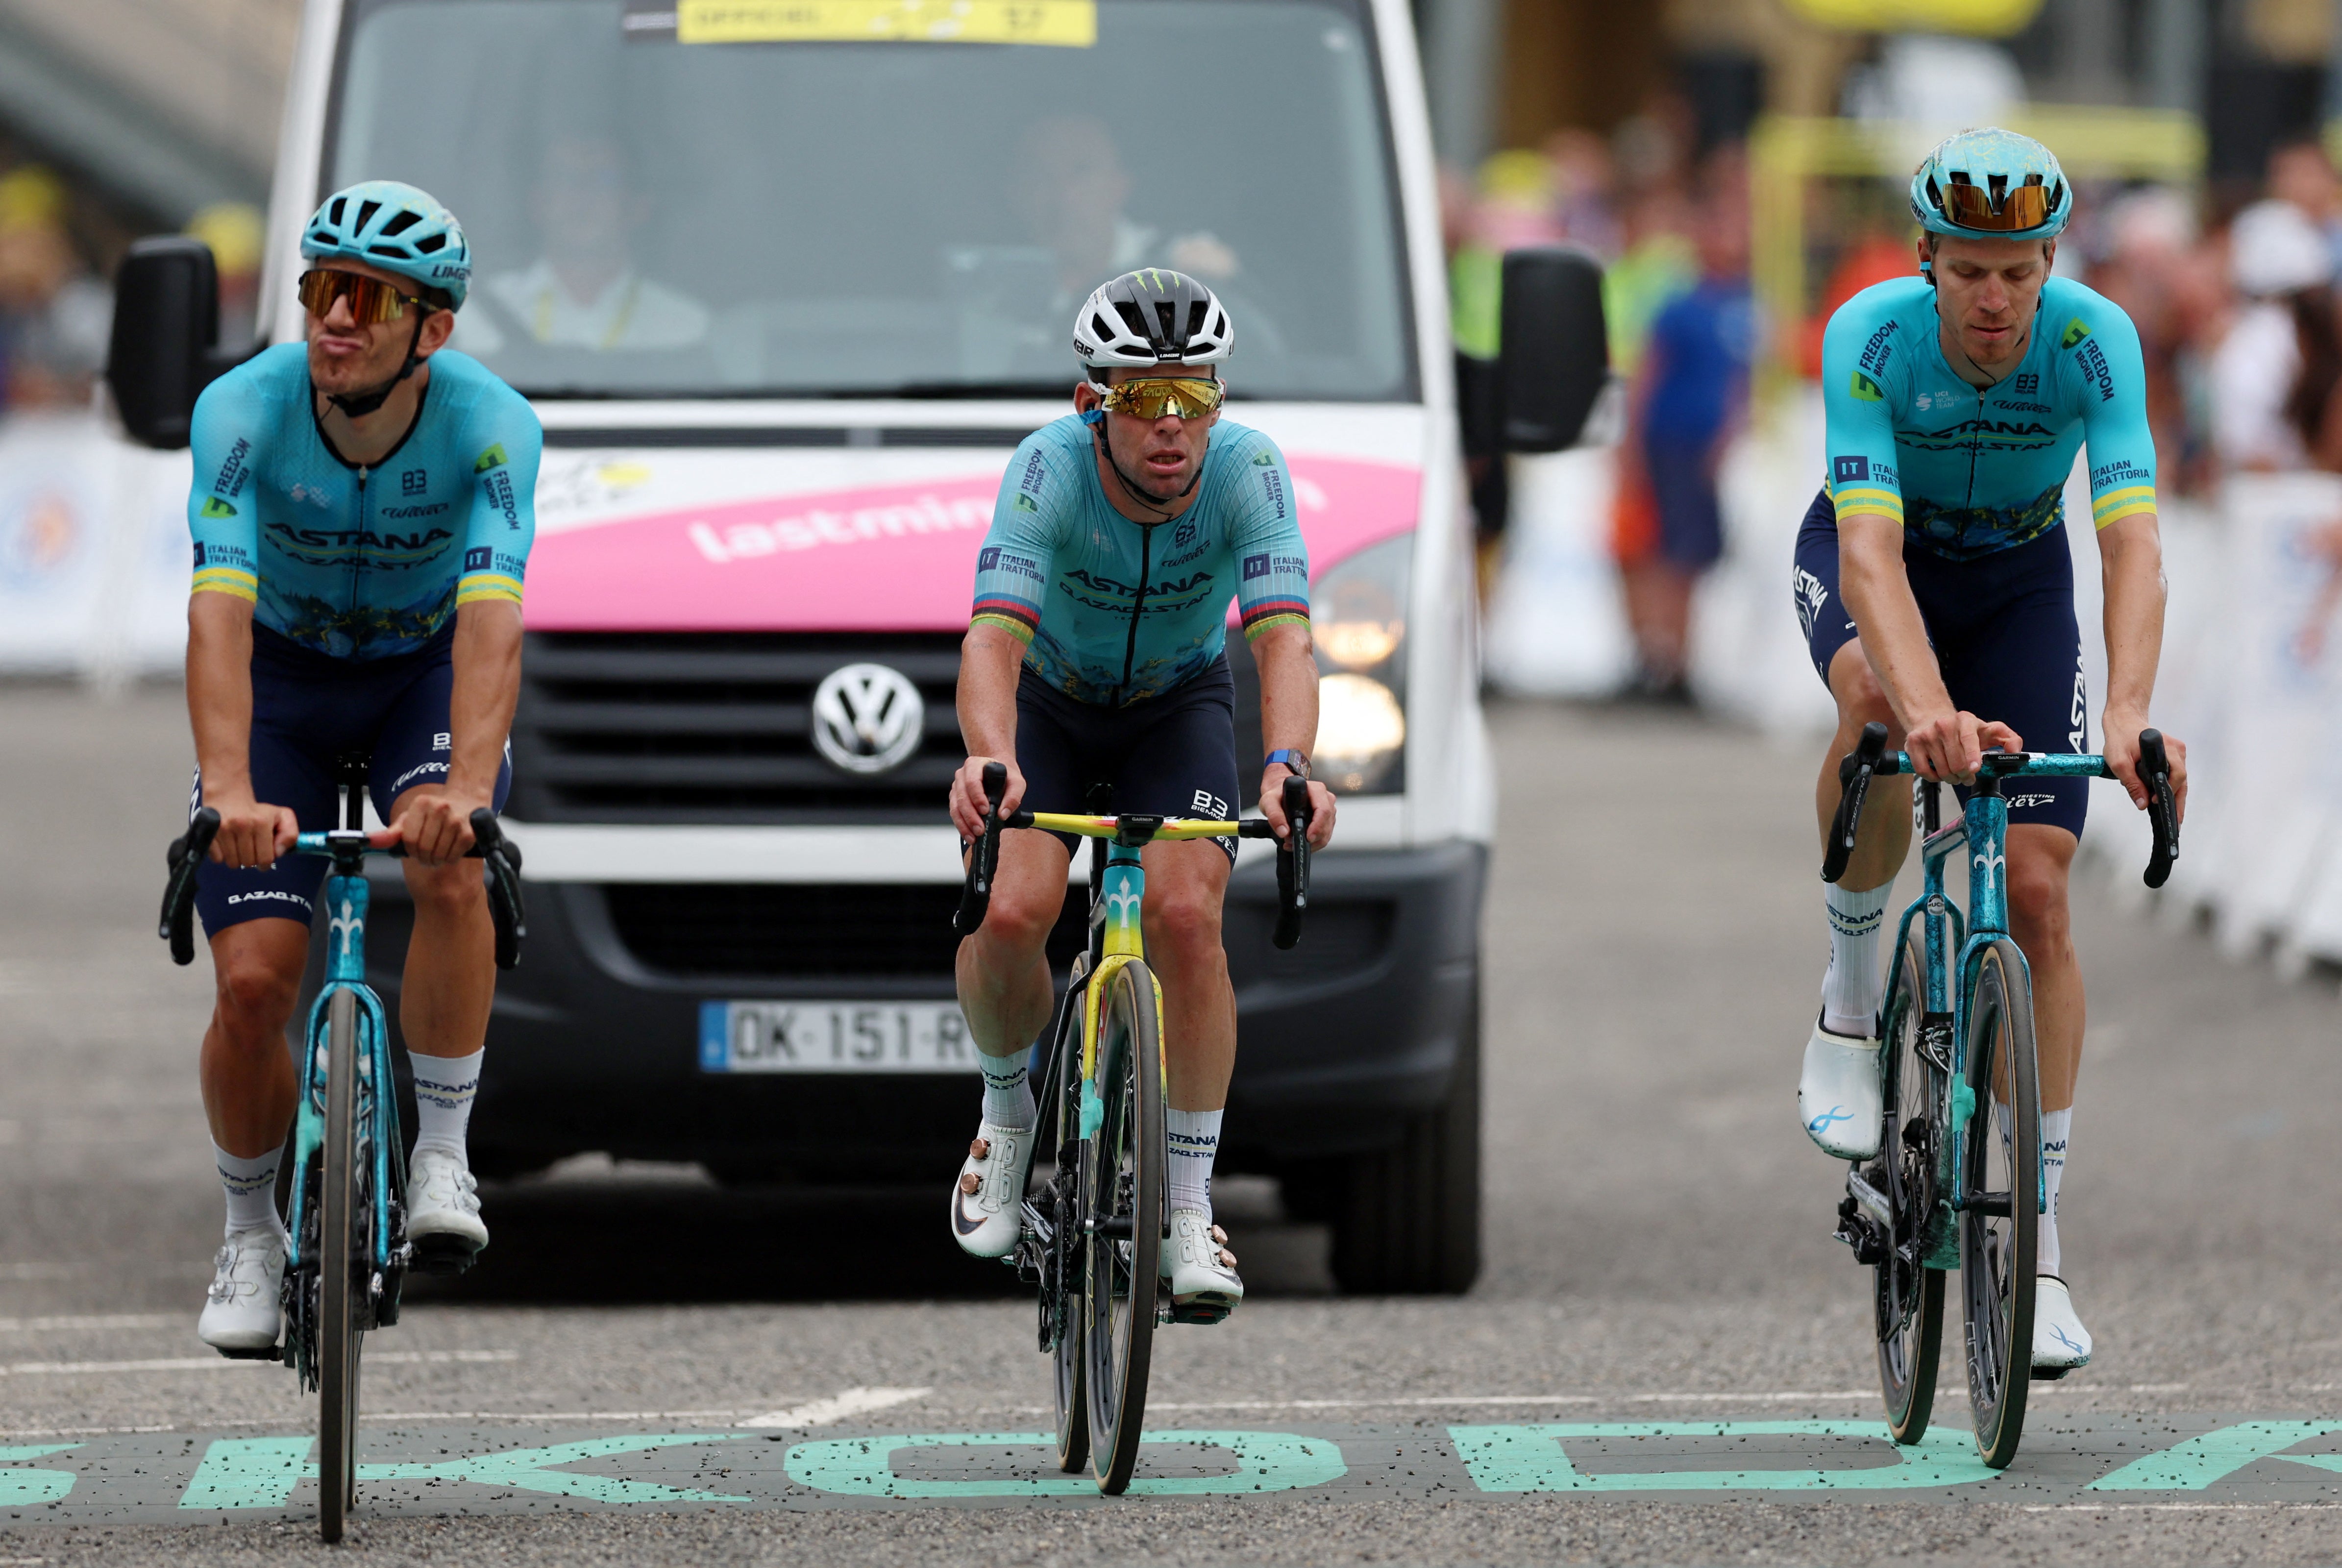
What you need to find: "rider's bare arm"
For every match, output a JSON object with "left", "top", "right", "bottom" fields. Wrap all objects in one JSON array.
[
  {"left": 1839, "top": 512, "right": 2019, "bottom": 783},
  {"left": 952, "top": 622, "right": 1030, "bottom": 838},
  {"left": 1251, "top": 620, "right": 1336, "bottom": 848},
  {"left": 2095, "top": 511, "right": 2185, "bottom": 817},
  {"left": 392, "top": 600, "right": 523, "bottom": 865},
  {"left": 186, "top": 592, "right": 297, "bottom": 870}
]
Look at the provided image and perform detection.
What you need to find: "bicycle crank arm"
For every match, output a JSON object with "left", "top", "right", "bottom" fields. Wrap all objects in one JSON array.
[
  {"left": 1019, "top": 1200, "right": 1053, "bottom": 1245},
  {"left": 1955, "top": 1189, "right": 2013, "bottom": 1217},
  {"left": 1843, "top": 1166, "right": 1893, "bottom": 1230}
]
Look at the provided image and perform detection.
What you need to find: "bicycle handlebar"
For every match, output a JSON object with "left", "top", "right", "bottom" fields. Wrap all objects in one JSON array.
[
  {"left": 1820, "top": 725, "right": 2180, "bottom": 889},
  {"left": 161, "top": 807, "right": 527, "bottom": 970},
  {"left": 952, "top": 765, "right": 1311, "bottom": 946}
]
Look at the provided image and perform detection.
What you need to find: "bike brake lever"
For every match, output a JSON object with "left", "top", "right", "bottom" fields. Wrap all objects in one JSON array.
[
  {"left": 2138, "top": 729, "right": 2178, "bottom": 890},
  {"left": 1822, "top": 722, "right": 1889, "bottom": 884},
  {"left": 161, "top": 808, "right": 223, "bottom": 966},
  {"left": 1273, "top": 775, "right": 1310, "bottom": 951}
]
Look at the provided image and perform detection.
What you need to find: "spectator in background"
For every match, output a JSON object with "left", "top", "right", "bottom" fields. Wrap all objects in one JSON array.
[
  {"left": 0, "top": 166, "right": 109, "bottom": 411},
  {"left": 2088, "top": 187, "right": 2212, "bottom": 494},
  {"left": 2211, "top": 199, "right": 2342, "bottom": 472},
  {"left": 2268, "top": 136, "right": 2342, "bottom": 275},
  {"left": 184, "top": 202, "right": 264, "bottom": 350},
  {"left": 1613, "top": 150, "right": 1754, "bottom": 703},
  {"left": 1794, "top": 220, "right": 1911, "bottom": 379}
]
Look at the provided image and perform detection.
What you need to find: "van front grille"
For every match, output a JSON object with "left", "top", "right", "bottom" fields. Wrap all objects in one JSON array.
[
  {"left": 509, "top": 632, "right": 962, "bottom": 824},
  {"left": 603, "top": 882, "right": 1089, "bottom": 978}
]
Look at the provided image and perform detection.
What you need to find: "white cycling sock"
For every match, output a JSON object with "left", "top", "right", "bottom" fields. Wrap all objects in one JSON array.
[
  {"left": 2039, "top": 1107, "right": 2071, "bottom": 1276},
  {"left": 409, "top": 1049, "right": 483, "bottom": 1159},
  {"left": 979, "top": 1048, "right": 1035, "bottom": 1131},
  {"left": 216, "top": 1143, "right": 285, "bottom": 1238},
  {"left": 1166, "top": 1107, "right": 1222, "bottom": 1221},
  {"left": 1821, "top": 883, "right": 1891, "bottom": 1037}
]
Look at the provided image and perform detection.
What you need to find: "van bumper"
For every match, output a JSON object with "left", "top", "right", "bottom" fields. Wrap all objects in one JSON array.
[{"left": 360, "top": 840, "right": 1485, "bottom": 1178}]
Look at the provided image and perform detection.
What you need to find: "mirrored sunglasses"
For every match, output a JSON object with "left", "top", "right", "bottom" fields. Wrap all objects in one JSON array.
[
  {"left": 297, "top": 268, "right": 430, "bottom": 325},
  {"left": 1937, "top": 177, "right": 2053, "bottom": 234},
  {"left": 1095, "top": 377, "right": 1225, "bottom": 420}
]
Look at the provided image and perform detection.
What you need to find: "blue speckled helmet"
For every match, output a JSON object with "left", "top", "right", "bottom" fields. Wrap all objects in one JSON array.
[
  {"left": 1909, "top": 128, "right": 2071, "bottom": 245},
  {"left": 300, "top": 180, "right": 470, "bottom": 309}
]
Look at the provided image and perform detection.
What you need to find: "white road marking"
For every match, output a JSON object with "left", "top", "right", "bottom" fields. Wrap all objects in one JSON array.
[
  {"left": 0, "top": 1350, "right": 513, "bottom": 1376},
  {"left": 0, "top": 1315, "right": 177, "bottom": 1333},
  {"left": 739, "top": 1386, "right": 933, "bottom": 1429},
  {"left": 1139, "top": 1391, "right": 1877, "bottom": 1412}
]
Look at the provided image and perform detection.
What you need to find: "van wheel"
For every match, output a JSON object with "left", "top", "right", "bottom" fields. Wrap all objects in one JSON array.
[{"left": 1297, "top": 989, "right": 1482, "bottom": 1296}]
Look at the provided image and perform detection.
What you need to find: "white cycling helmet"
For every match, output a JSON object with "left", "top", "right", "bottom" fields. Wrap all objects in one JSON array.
[{"left": 1074, "top": 269, "right": 1234, "bottom": 369}]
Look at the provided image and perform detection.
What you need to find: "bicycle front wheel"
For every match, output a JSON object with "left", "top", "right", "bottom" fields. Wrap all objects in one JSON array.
[
  {"left": 1874, "top": 935, "right": 1944, "bottom": 1444},
  {"left": 318, "top": 989, "right": 366, "bottom": 1542},
  {"left": 1959, "top": 937, "right": 2039, "bottom": 1469},
  {"left": 1082, "top": 958, "right": 1164, "bottom": 1495}
]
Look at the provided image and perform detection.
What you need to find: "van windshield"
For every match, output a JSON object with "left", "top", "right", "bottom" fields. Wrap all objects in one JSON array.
[{"left": 329, "top": 0, "right": 1414, "bottom": 401}]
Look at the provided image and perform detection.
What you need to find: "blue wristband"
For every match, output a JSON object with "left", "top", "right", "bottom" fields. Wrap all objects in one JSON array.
[{"left": 1264, "top": 749, "right": 1309, "bottom": 776}]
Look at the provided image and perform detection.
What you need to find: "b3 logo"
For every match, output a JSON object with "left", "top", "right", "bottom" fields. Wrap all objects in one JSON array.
[{"left": 1191, "top": 789, "right": 1228, "bottom": 818}]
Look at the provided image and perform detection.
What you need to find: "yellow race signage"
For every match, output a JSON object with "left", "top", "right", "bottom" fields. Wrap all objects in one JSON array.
[
  {"left": 1781, "top": 0, "right": 2045, "bottom": 36},
  {"left": 677, "top": 0, "right": 1097, "bottom": 45}
]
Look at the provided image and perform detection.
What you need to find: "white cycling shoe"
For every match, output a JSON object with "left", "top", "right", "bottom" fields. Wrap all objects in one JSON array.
[
  {"left": 950, "top": 1122, "right": 1034, "bottom": 1259},
  {"left": 198, "top": 1226, "right": 287, "bottom": 1353},
  {"left": 1161, "top": 1208, "right": 1243, "bottom": 1319},
  {"left": 2033, "top": 1275, "right": 2093, "bottom": 1375},
  {"left": 407, "top": 1147, "right": 489, "bottom": 1270},
  {"left": 1800, "top": 1015, "right": 1884, "bottom": 1159}
]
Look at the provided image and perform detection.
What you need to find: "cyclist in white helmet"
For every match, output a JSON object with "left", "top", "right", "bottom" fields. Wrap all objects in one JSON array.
[{"left": 947, "top": 270, "right": 1336, "bottom": 1318}]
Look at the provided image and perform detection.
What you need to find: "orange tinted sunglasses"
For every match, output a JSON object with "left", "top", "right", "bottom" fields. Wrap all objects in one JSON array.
[
  {"left": 1936, "top": 177, "right": 2054, "bottom": 233},
  {"left": 296, "top": 268, "right": 431, "bottom": 325}
]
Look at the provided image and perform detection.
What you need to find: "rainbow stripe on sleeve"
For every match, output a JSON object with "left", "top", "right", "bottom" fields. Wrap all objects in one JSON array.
[
  {"left": 971, "top": 598, "right": 1038, "bottom": 643},
  {"left": 1240, "top": 598, "right": 1310, "bottom": 642}
]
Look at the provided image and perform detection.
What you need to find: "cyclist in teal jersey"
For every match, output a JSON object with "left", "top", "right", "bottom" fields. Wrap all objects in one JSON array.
[
  {"left": 947, "top": 270, "right": 1337, "bottom": 1316},
  {"left": 1789, "top": 130, "right": 2189, "bottom": 1374},
  {"left": 181, "top": 181, "right": 541, "bottom": 1353}
]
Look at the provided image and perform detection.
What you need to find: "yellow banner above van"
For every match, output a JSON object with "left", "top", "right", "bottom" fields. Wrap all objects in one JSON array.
[
  {"left": 1780, "top": 0, "right": 2043, "bottom": 35},
  {"left": 676, "top": 0, "right": 1097, "bottom": 46}
]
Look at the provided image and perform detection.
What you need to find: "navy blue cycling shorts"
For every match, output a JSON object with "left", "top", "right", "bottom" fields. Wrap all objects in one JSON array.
[
  {"left": 192, "top": 623, "right": 513, "bottom": 936},
  {"left": 1015, "top": 656, "right": 1243, "bottom": 865},
  {"left": 1793, "top": 487, "right": 2089, "bottom": 839}
]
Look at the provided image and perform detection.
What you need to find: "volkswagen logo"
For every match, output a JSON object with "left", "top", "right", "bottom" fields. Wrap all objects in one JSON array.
[{"left": 811, "top": 663, "right": 925, "bottom": 775}]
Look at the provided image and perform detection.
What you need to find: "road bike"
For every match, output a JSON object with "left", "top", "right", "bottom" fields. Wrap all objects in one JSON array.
[
  {"left": 1822, "top": 723, "right": 2176, "bottom": 1467},
  {"left": 161, "top": 755, "right": 525, "bottom": 1542},
  {"left": 954, "top": 764, "right": 1311, "bottom": 1494}
]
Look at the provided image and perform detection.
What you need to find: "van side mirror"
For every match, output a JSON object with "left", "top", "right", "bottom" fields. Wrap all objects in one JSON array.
[
  {"left": 107, "top": 237, "right": 246, "bottom": 450},
  {"left": 1496, "top": 246, "right": 1609, "bottom": 453}
]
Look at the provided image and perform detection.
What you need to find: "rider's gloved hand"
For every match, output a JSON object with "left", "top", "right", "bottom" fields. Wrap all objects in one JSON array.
[
  {"left": 206, "top": 789, "right": 300, "bottom": 871},
  {"left": 950, "top": 756, "right": 1025, "bottom": 841},
  {"left": 387, "top": 784, "right": 488, "bottom": 866},
  {"left": 1259, "top": 771, "right": 1337, "bottom": 849},
  {"left": 1901, "top": 708, "right": 2022, "bottom": 785}
]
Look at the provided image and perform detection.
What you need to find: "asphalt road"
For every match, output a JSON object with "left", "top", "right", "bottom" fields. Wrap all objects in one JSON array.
[{"left": 4, "top": 684, "right": 2342, "bottom": 1565}]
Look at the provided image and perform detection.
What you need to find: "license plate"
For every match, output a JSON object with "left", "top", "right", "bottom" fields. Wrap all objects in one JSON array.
[{"left": 698, "top": 1000, "right": 980, "bottom": 1074}]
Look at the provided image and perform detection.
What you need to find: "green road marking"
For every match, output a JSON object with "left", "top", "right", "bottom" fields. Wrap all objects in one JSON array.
[
  {"left": 1450, "top": 1422, "right": 2004, "bottom": 1492},
  {"left": 182, "top": 1439, "right": 312, "bottom": 1510},
  {"left": 180, "top": 1434, "right": 754, "bottom": 1509},
  {"left": 786, "top": 1431, "right": 1346, "bottom": 1497},
  {"left": 2088, "top": 1422, "right": 2342, "bottom": 1491},
  {"left": 0, "top": 1446, "right": 78, "bottom": 1507}
]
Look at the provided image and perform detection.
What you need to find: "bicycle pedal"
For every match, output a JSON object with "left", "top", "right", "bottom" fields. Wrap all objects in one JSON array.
[
  {"left": 409, "top": 1236, "right": 480, "bottom": 1277},
  {"left": 211, "top": 1343, "right": 284, "bottom": 1362},
  {"left": 1165, "top": 1301, "right": 1232, "bottom": 1326},
  {"left": 2029, "top": 1364, "right": 2074, "bottom": 1382}
]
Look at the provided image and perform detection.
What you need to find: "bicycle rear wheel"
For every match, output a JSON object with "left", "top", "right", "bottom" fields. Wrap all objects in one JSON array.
[
  {"left": 318, "top": 989, "right": 366, "bottom": 1542},
  {"left": 1046, "top": 967, "right": 1089, "bottom": 1476},
  {"left": 1082, "top": 958, "right": 1164, "bottom": 1495},
  {"left": 1874, "top": 936, "right": 1944, "bottom": 1444},
  {"left": 1959, "top": 937, "right": 2038, "bottom": 1469}
]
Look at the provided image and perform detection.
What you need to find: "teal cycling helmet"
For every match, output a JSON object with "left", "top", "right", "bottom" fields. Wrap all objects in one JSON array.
[
  {"left": 301, "top": 180, "right": 470, "bottom": 309},
  {"left": 1908, "top": 127, "right": 2071, "bottom": 245}
]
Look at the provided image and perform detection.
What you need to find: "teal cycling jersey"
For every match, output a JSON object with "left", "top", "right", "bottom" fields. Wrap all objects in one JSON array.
[
  {"left": 970, "top": 414, "right": 1310, "bottom": 706},
  {"left": 1822, "top": 275, "right": 2157, "bottom": 561},
  {"left": 187, "top": 343, "right": 542, "bottom": 660}
]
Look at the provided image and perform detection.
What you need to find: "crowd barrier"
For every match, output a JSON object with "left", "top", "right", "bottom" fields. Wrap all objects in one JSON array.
[{"left": 1487, "top": 390, "right": 2341, "bottom": 984}]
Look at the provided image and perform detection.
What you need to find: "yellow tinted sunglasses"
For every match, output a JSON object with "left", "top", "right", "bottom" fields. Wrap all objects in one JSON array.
[
  {"left": 297, "top": 268, "right": 432, "bottom": 325},
  {"left": 1936, "top": 177, "right": 2054, "bottom": 234},
  {"left": 1094, "top": 377, "right": 1225, "bottom": 420}
]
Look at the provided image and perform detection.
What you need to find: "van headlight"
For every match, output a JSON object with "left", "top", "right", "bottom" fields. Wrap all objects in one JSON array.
[{"left": 1310, "top": 533, "right": 1409, "bottom": 793}]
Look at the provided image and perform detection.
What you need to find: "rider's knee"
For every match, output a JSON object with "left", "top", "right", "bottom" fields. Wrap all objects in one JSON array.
[
  {"left": 978, "top": 885, "right": 1062, "bottom": 962},
  {"left": 2005, "top": 859, "right": 2071, "bottom": 941},
  {"left": 1834, "top": 657, "right": 1896, "bottom": 731},
  {"left": 215, "top": 951, "right": 300, "bottom": 1034},
  {"left": 1143, "top": 882, "right": 1226, "bottom": 969},
  {"left": 404, "top": 860, "right": 485, "bottom": 922}
]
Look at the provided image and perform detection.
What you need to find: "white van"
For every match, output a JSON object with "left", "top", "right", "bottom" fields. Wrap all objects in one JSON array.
[{"left": 110, "top": 0, "right": 1605, "bottom": 1293}]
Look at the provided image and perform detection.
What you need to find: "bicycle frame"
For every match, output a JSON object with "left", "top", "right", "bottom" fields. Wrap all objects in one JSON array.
[
  {"left": 1880, "top": 755, "right": 2109, "bottom": 1254},
  {"left": 282, "top": 835, "right": 404, "bottom": 1327}
]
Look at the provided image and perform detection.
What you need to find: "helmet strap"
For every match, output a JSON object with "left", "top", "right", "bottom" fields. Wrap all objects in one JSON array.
[
  {"left": 1092, "top": 418, "right": 1203, "bottom": 522},
  {"left": 323, "top": 312, "right": 429, "bottom": 419}
]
